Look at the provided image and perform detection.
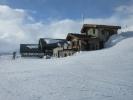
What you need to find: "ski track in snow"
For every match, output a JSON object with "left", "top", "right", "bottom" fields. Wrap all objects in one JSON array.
[{"left": 0, "top": 58, "right": 133, "bottom": 100}]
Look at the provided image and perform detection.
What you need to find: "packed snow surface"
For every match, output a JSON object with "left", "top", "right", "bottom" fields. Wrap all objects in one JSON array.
[{"left": 0, "top": 32, "right": 133, "bottom": 100}]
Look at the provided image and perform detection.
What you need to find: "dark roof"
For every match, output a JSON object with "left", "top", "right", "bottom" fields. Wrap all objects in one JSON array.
[
  {"left": 46, "top": 43, "right": 58, "bottom": 49},
  {"left": 39, "top": 38, "right": 68, "bottom": 50},
  {"left": 39, "top": 38, "right": 66, "bottom": 44},
  {"left": 66, "top": 33, "right": 98, "bottom": 41},
  {"left": 47, "top": 40, "right": 69, "bottom": 49},
  {"left": 81, "top": 24, "right": 121, "bottom": 33}
]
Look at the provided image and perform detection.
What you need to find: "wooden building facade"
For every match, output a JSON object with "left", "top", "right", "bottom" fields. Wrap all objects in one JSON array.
[
  {"left": 20, "top": 24, "right": 121, "bottom": 58},
  {"left": 81, "top": 24, "right": 121, "bottom": 48},
  {"left": 66, "top": 33, "right": 100, "bottom": 51},
  {"left": 38, "top": 38, "right": 68, "bottom": 56}
]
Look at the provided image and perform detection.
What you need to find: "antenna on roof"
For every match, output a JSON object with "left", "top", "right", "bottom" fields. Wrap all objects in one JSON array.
[
  {"left": 126, "top": 25, "right": 128, "bottom": 32},
  {"left": 82, "top": 14, "right": 84, "bottom": 25}
]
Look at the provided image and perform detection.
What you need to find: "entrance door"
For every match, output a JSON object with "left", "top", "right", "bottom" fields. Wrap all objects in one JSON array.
[{"left": 100, "top": 41, "right": 104, "bottom": 49}]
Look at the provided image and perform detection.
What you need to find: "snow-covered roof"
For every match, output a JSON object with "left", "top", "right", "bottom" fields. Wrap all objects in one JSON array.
[
  {"left": 27, "top": 45, "right": 38, "bottom": 49},
  {"left": 81, "top": 24, "right": 121, "bottom": 33},
  {"left": 45, "top": 39, "right": 64, "bottom": 44},
  {"left": 40, "top": 38, "right": 66, "bottom": 44}
]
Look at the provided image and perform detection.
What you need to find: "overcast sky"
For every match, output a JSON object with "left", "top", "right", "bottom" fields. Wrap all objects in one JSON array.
[{"left": 0, "top": 0, "right": 133, "bottom": 53}]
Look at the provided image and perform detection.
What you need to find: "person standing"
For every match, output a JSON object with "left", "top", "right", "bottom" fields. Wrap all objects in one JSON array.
[{"left": 13, "top": 52, "right": 16, "bottom": 60}]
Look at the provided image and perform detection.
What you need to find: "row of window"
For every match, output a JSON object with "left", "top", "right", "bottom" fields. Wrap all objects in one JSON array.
[
  {"left": 53, "top": 52, "right": 74, "bottom": 57},
  {"left": 88, "top": 29, "right": 115, "bottom": 35},
  {"left": 22, "top": 53, "right": 44, "bottom": 56}
]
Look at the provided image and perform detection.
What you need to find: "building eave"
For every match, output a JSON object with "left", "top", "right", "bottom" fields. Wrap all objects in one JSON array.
[{"left": 81, "top": 24, "right": 121, "bottom": 33}]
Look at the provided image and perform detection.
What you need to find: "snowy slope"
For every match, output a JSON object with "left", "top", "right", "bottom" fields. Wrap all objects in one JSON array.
[{"left": 0, "top": 32, "right": 133, "bottom": 100}]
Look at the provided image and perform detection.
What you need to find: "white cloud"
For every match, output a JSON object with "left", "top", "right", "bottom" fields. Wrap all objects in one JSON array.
[
  {"left": 0, "top": 4, "right": 133, "bottom": 53},
  {"left": 114, "top": 4, "right": 133, "bottom": 32},
  {"left": 0, "top": 5, "right": 44, "bottom": 52},
  {"left": 115, "top": 5, "right": 133, "bottom": 14},
  {"left": 0, "top": 5, "right": 84, "bottom": 53}
]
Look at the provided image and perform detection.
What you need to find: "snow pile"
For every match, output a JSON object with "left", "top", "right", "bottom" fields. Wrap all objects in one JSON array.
[
  {"left": 105, "top": 31, "right": 133, "bottom": 48},
  {"left": 0, "top": 32, "right": 133, "bottom": 100},
  {"left": 105, "top": 34, "right": 125, "bottom": 47}
]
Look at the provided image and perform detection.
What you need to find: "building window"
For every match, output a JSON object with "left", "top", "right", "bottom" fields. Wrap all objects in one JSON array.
[
  {"left": 72, "top": 42, "right": 75, "bottom": 46},
  {"left": 101, "top": 30, "right": 105, "bottom": 35},
  {"left": 93, "top": 29, "right": 95, "bottom": 34},
  {"left": 72, "top": 41, "right": 78, "bottom": 46},
  {"left": 64, "top": 53, "right": 67, "bottom": 57}
]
